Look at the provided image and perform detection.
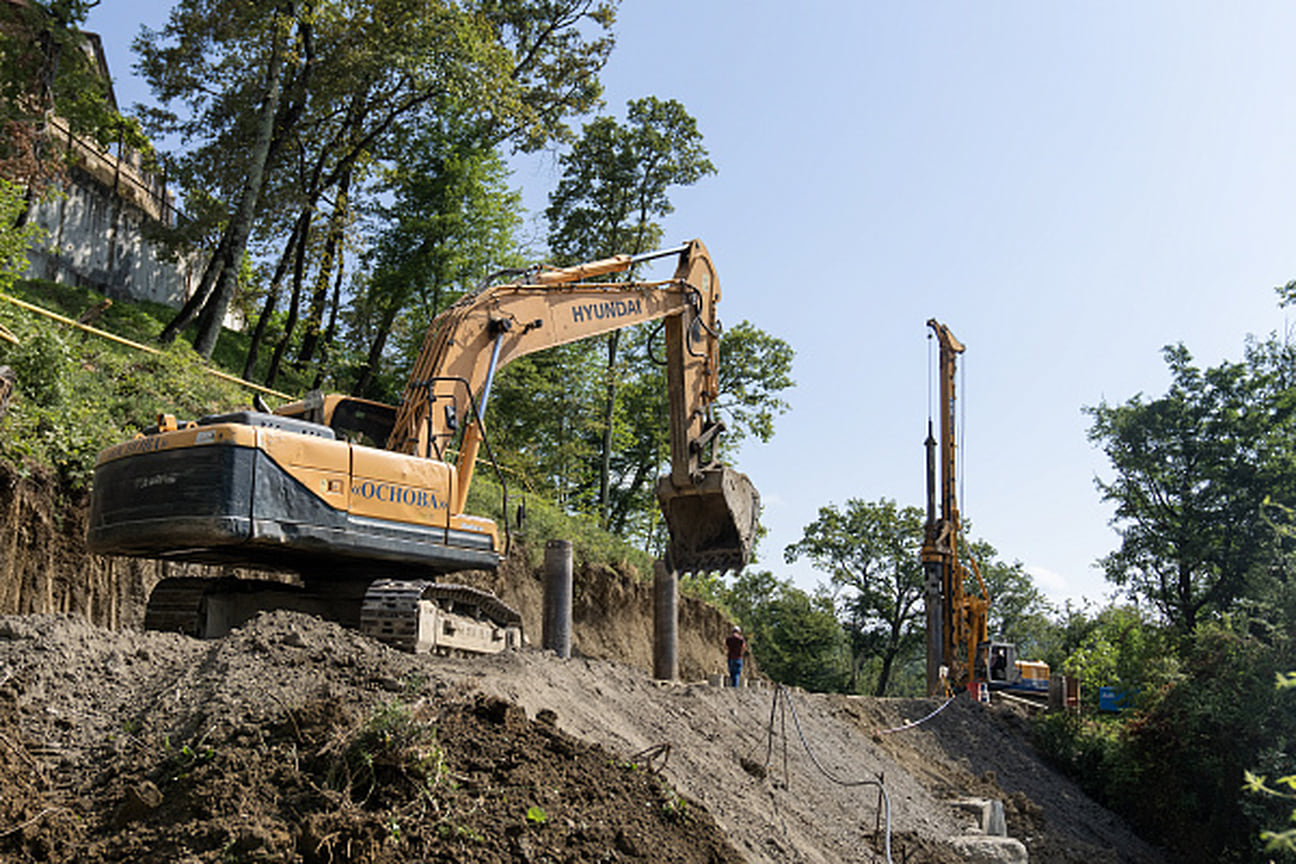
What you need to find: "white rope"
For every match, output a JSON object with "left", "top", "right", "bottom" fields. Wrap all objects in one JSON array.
[{"left": 875, "top": 693, "right": 959, "bottom": 736}]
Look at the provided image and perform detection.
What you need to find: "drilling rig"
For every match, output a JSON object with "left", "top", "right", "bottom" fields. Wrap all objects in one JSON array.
[{"left": 921, "top": 319, "right": 990, "bottom": 695}]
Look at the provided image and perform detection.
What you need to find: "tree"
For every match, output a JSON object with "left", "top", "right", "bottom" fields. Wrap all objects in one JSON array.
[
  {"left": 716, "top": 320, "right": 795, "bottom": 451},
  {"left": 785, "top": 498, "right": 926, "bottom": 696},
  {"left": 488, "top": 342, "right": 604, "bottom": 509},
  {"left": 0, "top": 180, "right": 43, "bottom": 286},
  {"left": 1278, "top": 279, "right": 1296, "bottom": 310},
  {"left": 1245, "top": 673, "right": 1296, "bottom": 857},
  {"left": 545, "top": 96, "right": 715, "bottom": 528},
  {"left": 137, "top": 0, "right": 616, "bottom": 358},
  {"left": 0, "top": 1, "right": 149, "bottom": 192},
  {"left": 1086, "top": 341, "right": 1296, "bottom": 633},
  {"left": 349, "top": 120, "right": 524, "bottom": 400},
  {"left": 723, "top": 570, "right": 850, "bottom": 693},
  {"left": 1124, "top": 623, "right": 1296, "bottom": 863},
  {"left": 1057, "top": 603, "right": 1176, "bottom": 711}
]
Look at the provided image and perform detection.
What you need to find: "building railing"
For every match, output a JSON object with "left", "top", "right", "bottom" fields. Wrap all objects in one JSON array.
[{"left": 45, "top": 114, "right": 184, "bottom": 228}]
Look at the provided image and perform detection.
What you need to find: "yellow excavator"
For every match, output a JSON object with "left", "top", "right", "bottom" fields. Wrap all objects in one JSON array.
[{"left": 87, "top": 240, "right": 760, "bottom": 652}]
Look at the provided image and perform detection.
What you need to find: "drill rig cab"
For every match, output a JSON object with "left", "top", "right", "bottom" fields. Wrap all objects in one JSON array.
[{"left": 87, "top": 240, "right": 759, "bottom": 649}]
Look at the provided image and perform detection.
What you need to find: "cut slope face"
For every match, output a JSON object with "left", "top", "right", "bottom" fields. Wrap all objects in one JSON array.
[
  {"left": 0, "top": 612, "right": 1163, "bottom": 864},
  {"left": 0, "top": 459, "right": 738, "bottom": 683}
]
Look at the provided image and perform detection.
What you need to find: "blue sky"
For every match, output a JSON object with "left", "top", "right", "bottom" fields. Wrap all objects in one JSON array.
[{"left": 86, "top": 3, "right": 1296, "bottom": 610}]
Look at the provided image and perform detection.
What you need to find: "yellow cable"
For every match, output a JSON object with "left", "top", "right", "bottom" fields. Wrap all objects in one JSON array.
[{"left": 0, "top": 292, "right": 293, "bottom": 402}]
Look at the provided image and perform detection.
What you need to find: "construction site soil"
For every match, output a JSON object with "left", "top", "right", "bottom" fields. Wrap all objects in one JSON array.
[{"left": 0, "top": 464, "right": 1170, "bottom": 863}]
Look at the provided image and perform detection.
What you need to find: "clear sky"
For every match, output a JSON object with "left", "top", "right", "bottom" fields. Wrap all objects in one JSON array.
[{"left": 85, "top": 2, "right": 1296, "bottom": 610}]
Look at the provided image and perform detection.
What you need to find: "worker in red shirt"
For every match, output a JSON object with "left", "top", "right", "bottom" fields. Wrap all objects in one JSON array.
[{"left": 726, "top": 625, "right": 747, "bottom": 687}]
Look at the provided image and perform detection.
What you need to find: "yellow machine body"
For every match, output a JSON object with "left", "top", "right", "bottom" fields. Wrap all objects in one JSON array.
[{"left": 89, "top": 403, "right": 500, "bottom": 576}]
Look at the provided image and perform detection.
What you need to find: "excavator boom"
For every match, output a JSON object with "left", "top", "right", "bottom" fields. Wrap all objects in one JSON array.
[{"left": 386, "top": 239, "right": 757, "bottom": 572}]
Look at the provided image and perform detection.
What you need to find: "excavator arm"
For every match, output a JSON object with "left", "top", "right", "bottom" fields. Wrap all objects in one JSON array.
[{"left": 388, "top": 239, "right": 757, "bottom": 572}]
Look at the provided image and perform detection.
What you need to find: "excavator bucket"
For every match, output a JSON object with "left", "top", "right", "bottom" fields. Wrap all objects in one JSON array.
[{"left": 656, "top": 467, "right": 761, "bottom": 574}]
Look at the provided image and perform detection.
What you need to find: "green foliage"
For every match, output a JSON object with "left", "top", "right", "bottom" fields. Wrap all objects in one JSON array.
[
  {"left": 678, "top": 570, "right": 734, "bottom": 618},
  {"left": 716, "top": 320, "right": 795, "bottom": 448},
  {"left": 465, "top": 473, "right": 654, "bottom": 576},
  {"left": 136, "top": 0, "right": 614, "bottom": 357},
  {"left": 436, "top": 822, "right": 484, "bottom": 844},
  {"left": 488, "top": 343, "right": 602, "bottom": 514},
  {"left": 1086, "top": 339, "right": 1296, "bottom": 632},
  {"left": 0, "top": 1, "right": 145, "bottom": 186},
  {"left": 339, "top": 700, "right": 446, "bottom": 802},
  {"left": 354, "top": 121, "right": 526, "bottom": 400},
  {"left": 722, "top": 570, "right": 851, "bottom": 693},
  {"left": 0, "top": 280, "right": 260, "bottom": 489},
  {"left": 1247, "top": 673, "right": 1296, "bottom": 856},
  {"left": 1125, "top": 624, "right": 1296, "bottom": 863},
  {"left": 1058, "top": 604, "right": 1178, "bottom": 712},
  {"left": 1246, "top": 772, "right": 1296, "bottom": 856},
  {"left": 1055, "top": 298, "right": 1296, "bottom": 863},
  {"left": 785, "top": 498, "right": 925, "bottom": 696},
  {"left": 546, "top": 95, "right": 714, "bottom": 261},
  {"left": 659, "top": 788, "right": 690, "bottom": 824},
  {"left": 1247, "top": 505, "right": 1296, "bottom": 858},
  {"left": 0, "top": 181, "right": 44, "bottom": 288},
  {"left": 1031, "top": 710, "right": 1128, "bottom": 802},
  {"left": 525, "top": 805, "right": 548, "bottom": 825},
  {"left": 1039, "top": 619, "right": 1296, "bottom": 864},
  {"left": 1278, "top": 279, "right": 1296, "bottom": 309}
]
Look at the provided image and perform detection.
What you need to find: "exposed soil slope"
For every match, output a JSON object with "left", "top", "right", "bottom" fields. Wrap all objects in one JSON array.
[
  {"left": 0, "top": 462, "right": 1167, "bottom": 862},
  {"left": 0, "top": 612, "right": 1166, "bottom": 864}
]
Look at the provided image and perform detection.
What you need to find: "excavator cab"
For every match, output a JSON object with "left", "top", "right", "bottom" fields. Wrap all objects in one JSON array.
[
  {"left": 276, "top": 392, "right": 397, "bottom": 447},
  {"left": 657, "top": 466, "right": 760, "bottom": 573}
]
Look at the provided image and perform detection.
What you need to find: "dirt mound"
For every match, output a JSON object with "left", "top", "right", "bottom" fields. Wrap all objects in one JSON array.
[
  {"left": 0, "top": 613, "right": 744, "bottom": 863},
  {"left": 0, "top": 612, "right": 1164, "bottom": 864}
]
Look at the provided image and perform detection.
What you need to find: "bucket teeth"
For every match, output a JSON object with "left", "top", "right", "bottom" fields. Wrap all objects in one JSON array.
[{"left": 656, "top": 467, "right": 760, "bottom": 574}]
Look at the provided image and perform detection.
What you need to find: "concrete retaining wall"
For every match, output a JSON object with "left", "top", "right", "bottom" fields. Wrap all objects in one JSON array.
[{"left": 23, "top": 167, "right": 200, "bottom": 307}]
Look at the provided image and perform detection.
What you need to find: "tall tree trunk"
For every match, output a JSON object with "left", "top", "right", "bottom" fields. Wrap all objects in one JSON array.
[
  {"left": 190, "top": 12, "right": 288, "bottom": 359},
  {"left": 158, "top": 231, "right": 229, "bottom": 344},
  {"left": 265, "top": 209, "right": 313, "bottom": 387},
  {"left": 352, "top": 302, "right": 399, "bottom": 398},
  {"left": 312, "top": 236, "right": 347, "bottom": 390},
  {"left": 241, "top": 209, "right": 307, "bottom": 381},
  {"left": 609, "top": 456, "right": 652, "bottom": 535},
  {"left": 598, "top": 328, "right": 619, "bottom": 527},
  {"left": 296, "top": 170, "right": 350, "bottom": 369},
  {"left": 874, "top": 649, "right": 896, "bottom": 697}
]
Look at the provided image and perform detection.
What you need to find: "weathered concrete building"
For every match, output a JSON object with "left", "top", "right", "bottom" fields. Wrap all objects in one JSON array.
[{"left": 19, "top": 26, "right": 201, "bottom": 309}]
